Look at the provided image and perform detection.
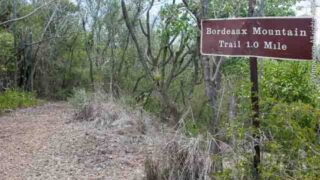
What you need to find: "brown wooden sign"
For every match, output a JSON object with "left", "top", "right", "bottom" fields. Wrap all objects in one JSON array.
[{"left": 201, "top": 17, "right": 314, "bottom": 60}]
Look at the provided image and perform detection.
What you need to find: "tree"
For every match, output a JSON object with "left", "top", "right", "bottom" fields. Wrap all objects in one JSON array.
[{"left": 121, "top": 0, "right": 197, "bottom": 122}]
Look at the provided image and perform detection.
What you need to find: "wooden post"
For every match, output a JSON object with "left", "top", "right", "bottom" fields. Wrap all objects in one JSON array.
[
  {"left": 250, "top": 57, "right": 260, "bottom": 178},
  {"left": 248, "top": 0, "right": 260, "bottom": 179}
]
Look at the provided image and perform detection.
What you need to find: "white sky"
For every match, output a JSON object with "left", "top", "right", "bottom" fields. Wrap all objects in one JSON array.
[{"left": 295, "top": 0, "right": 320, "bottom": 44}]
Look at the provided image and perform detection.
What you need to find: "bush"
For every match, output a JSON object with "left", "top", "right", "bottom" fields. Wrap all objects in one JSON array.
[
  {"left": 145, "top": 134, "right": 213, "bottom": 180},
  {"left": 69, "top": 90, "right": 147, "bottom": 134},
  {"left": 68, "top": 88, "right": 92, "bottom": 109},
  {"left": 0, "top": 90, "right": 37, "bottom": 112},
  {"left": 261, "top": 102, "right": 320, "bottom": 179},
  {"left": 261, "top": 61, "right": 317, "bottom": 105}
]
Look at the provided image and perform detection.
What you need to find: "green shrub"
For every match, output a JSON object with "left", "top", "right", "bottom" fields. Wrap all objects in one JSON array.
[
  {"left": 261, "top": 101, "right": 320, "bottom": 179},
  {"left": 0, "top": 90, "right": 38, "bottom": 112},
  {"left": 261, "top": 61, "right": 317, "bottom": 105},
  {"left": 68, "top": 88, "right": 92, "bottom": 109},
  {"left": 0, "top": 31, "right": 14, "bottom": 64}
]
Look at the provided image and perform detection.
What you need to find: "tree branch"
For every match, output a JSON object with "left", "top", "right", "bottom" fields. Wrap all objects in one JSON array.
[
  {"left": 146, "top": 0, "right": 155, "bottom": 60},
  {"left": 139, "top": 20, "right": 148, "bottom": 37},
  {"left": 210, "top": 57, "right": 224, "bottom": 82},
  {"left": 121, "top": 0, "right": 152, "bottom": 78},
  {"left": 0, "top": 0, "right": 55, "bottom": 26}
]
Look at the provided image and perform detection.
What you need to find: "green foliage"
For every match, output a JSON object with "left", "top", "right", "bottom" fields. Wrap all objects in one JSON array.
[
  {"left": 68, "top": 89, "right": 92, "bottom": 109},
  {"left": 261, "top": 101, "right": 320, "bottom": 179},
  {"left": 264, "top": 0, "right": 297, "bottom": 16},
  {"left": 210, "top": 0, "right": 248, "bottom": 17},
  {"left": 208, "top": 0, "right": 296, "bottom": 18},
  {"left": 203, "top": 55, "right": 320, "bottom": 179},
  {"left": 0, "top": 31, "right": 14, "bottom": 72},
  {"left": 261, "top": 61, "right": 317, "bottom": 105},
  {"left": 159, "top": 4, "right": 197, "bottom": 39},
  {"left": 58, "top": 0, "right": 78, "bottom": 13},
  {"left": 189, "top": 83, "right": 212, "bottom": 127},
  {"left": 0, "top": 90, "right": 38, "bottom": 112}
]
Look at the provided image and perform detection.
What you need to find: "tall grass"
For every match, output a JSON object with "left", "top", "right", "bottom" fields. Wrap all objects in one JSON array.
[{"left": 145, "top": 134, "right": 214, "bottom": 180}]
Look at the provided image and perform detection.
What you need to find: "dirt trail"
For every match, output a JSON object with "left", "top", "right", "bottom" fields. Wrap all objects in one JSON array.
[{"left": 0, "top": 102, "right": 157, "bottom": 180}]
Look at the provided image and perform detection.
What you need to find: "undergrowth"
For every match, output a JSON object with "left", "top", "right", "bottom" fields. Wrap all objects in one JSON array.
[
  {"left": 68, "top": 88, "right": 92, "bottom": 109},
  {"left": 145, "top": 134, "right": 214, "bottom": 180},
  {"left": 0, "top": 90, "right": 38, "bottom": 112}
]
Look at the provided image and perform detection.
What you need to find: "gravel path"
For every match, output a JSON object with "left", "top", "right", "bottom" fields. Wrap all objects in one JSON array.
[{"left": 0, "top": 102, "right": 158, "bottom": 180}]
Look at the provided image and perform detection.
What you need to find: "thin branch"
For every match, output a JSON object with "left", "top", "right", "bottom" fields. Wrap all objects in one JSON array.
[
  {"left": 0, "top": 0, "right": 55, "bottom": 26},
  {"left": 146, "top": 0, "right": 155, "bottom": 60},
  {"left": 163, "top": 46, "right": 174, "bottom": 66},
  {"left": 168, "top": 33, "right": 179, "bottom": 46},
  {"left": 133, "top": 74, "right": 147, "bottom": 93},
  {"left": 174, "top": 51, "right": 193, "bottom": 78},
  {"left": 139, "top": 19, "right": 148, "bottom": 37},
  {"left": 210, "top": 57, "right": 224, "bottom": 82}
]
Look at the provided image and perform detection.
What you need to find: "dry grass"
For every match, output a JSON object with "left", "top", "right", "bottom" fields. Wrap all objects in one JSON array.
[
  {"left": 73, "top": 91, "right": 146, "bottom": 135},
  {"left": 71, "top": 91, "right": 216, "bottom": 180},
  {"left": 145, "top": 133, "right": 214, "bottom": 180}
]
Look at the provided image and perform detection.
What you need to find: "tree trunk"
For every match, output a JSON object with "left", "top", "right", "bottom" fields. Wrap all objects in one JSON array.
[
  {"left": 159, "top": 87, "right": 179, "bottom": 123},
  {"left": 202, "top": 56, "right": 217, "bottom": 132},
  {"left": 26, "top": 31, "right": 33, "bottom": 92},
  {"left": 110, "top": 39, "right": 115, "bottom": 100},
  {"left": 201, "top": 0, "right": 224, "bottom": 173},
  {"left": 228, "top": 95, "right": 237, "bottom": 147},
  {"left": 12, "top": 0, "right": 18, "bottom": 88}
]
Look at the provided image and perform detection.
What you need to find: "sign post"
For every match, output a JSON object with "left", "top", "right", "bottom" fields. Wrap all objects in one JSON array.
[
  {"left": 200, "top": 5, "right": 314, "bottom": 180},
  {"left": 248, "top": 0, "right": 260, "bottom": 178}
]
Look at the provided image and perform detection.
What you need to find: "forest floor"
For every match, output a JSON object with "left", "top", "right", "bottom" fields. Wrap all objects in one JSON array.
[{"left": 0, "top": 102, "right": 166, "bottom": 180}]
